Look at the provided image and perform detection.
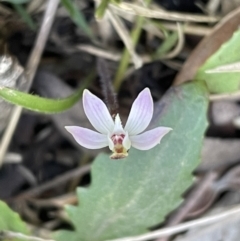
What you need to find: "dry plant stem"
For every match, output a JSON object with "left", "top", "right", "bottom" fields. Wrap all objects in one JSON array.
[
  {"left": 111, "top": 5, "right": 212, "bottom": 36},
  {"left": 77, "top": 44, "right": 122, "bottom": 61},
  {"left": 111, "top": 2, "right": 219, "bottom": 22},
  {"left": 0, "top": 231, "right": 55, "bottom": 241},
  {"left": 14, "top": 164, "right": 91, "bottom": 200},
  {"left": 0, "top": 0, "right": 60, "bottom": 167},
  {"left": 108, "top": 204, "right": 240, "bottom": 241},
  {"left": 206, "top": 0, "right": 221, "bottom": 15},
  {"left": 110, "top": 8, "right": 164, "bottom": 38},
  {"left": 209, "top": 91, "right": 240, "bottom": 101},
  {"left": 76, "top": 44, "right": 151, "bottom": 63},
  {"left": 30, "top": 192, "right": 77, "bottom": 208},
  {"left": 157, "top": 172, "right": 218, "bottom": 241},
  {"left": 162, "top": 23, "right": 212, "bottom": 36},
  {"left": 106, "top": 9, "right": 142, "bottom": 69},
  {"left": 113, "top": 0, "right": 152, "bottom": 91},
  {"left": 113, "top": 15, "right": 145, "bottom": 91}
]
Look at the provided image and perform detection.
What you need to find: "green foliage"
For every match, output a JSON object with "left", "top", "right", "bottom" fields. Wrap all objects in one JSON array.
[
  {"left": 13, "top": 4, "right": 36, "bottom": 30},
  {"left": 0, "top": 73, "right": 94, "bottom": 114},
  {"left": 1, "top": 0, "right": 30, "bottom": 3},
  {"left": 153, "top": 30, "right": 178, "bottom": 58},
  {"left": 0, "top": 200, "right": 28, "bottom": 239},
  {"left": 196, "top": 29, "right": 240, "bottom": 93},
  {"left": 95, "top": 0, "right": 110, "bottom": 19},
  {"left": 55, "top": 81, "right": 209, "bottom": 241},
  {"left": 60, "top": 0, "right": 94, "bottom": 39}
]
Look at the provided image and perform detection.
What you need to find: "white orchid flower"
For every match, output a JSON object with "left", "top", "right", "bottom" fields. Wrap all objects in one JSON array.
[{"left": 65, "top": 88, "right": 172, "bottom": 159}]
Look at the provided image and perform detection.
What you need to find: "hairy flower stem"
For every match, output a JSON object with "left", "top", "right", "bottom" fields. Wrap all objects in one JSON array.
[
  {"left": 113, "top": 0, "right": 152, "bottom": 91},
  {"left": 97, "top": 58, "right": 118, "bottom": 116}
]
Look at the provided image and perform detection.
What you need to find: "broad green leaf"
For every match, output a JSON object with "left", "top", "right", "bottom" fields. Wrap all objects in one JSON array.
[
  {"left": 56, "top": 81, "right": 209, "bottom": 241},
  {"left": 0, "top": 73, "right": 94, "bottom": 113},
  {"left": 0, "top": 200, "right": 28, "bottom": 239},
  {"left": 196, "top": 29, "right": 240, "bottom": 93},
  {"left": 60, "top": 0, "right": 94, "bottom": 39}
]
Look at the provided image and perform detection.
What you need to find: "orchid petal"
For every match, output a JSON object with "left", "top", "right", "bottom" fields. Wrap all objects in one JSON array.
[
  {"left": 130, "top": 127, "right": 172, "bottom": 150},
  {"left": 124, "top": 88, "right": 153, "bottom": 135},
  {"left": 65, "top": 126, "right": 109, "bottom": 149},
  {"left": 83, "top": 90, "right": 114, "bottom": 134},
  {"left": 123, "top": 131, "right": 131, "bottom": 150}
]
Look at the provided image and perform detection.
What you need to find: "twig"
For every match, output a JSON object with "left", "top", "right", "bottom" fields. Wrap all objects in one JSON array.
[
  {"left": 111, "top": 2, "right": 219, "bottom": 22},
  {"left": 0, "top": 0, "right": 60, "bottom": 167},
  {"left": 108, "top": 204, "right": 240, "bottom": 241},
  {"left": 0, "top": 230, "right": 55, "bottom": 241},
  {"left": 13, "top": 164, "right": 91, "bottom": 199}
]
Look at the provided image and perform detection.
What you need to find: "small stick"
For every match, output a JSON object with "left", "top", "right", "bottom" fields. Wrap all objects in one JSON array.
[{"left": 108, "top": 204, "right": 240, "bottom": 241}]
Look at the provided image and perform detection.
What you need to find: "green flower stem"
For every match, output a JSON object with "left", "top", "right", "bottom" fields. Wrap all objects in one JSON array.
[
  {"left": 95, "top": 0, "right": 110, "bottom": 19},
  {"left": 113, "top": 0, "right": 151, "bottom": 91}
]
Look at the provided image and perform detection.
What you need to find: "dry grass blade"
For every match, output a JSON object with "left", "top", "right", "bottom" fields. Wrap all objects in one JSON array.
[
  {"left": 111, "top": 2, "right": 219, "bottom": 22},
  {"left": 106, "top": 8, "right": 142, "bottom": 69},
  {"left": 108, "top": 205, "right": 240, "bottom": 241},
  {"left": 162, "top": 22, "right": 212, "bottom": 36}
]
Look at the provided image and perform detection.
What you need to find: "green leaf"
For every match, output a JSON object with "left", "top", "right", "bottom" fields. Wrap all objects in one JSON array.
[
  {"left": 0, "top": 73, "right": 94, "bottom": 114},
  {"left": 196, "top": 29, "right": 240, "bottom": 93},
  {"left": 95, "top": 0, "right": 110, "bottom": 19},
  {"left": 55, "top": 81, "right": 209, "bottom": 241},
  {"left": 153, "top": 30, "right": 178, "bottom": 58},
  {"left": 0, "top": 200, "right": 28, "bottom": 239},
  {"left": 0, "top": 0, "right": 31, "bottom": 3},
  {"left": 60, "top": 0, "right": 94, "bottom": 39},
  {"left": 13, "top": 4, "right": 36, "bottom": 30}
]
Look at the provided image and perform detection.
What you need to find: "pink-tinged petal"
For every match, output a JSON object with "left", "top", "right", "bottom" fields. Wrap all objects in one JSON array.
[
  {"left": 83, "top": 90, "right": 114, "bottom": 134},
  {"left": 123, "top": 131, "right": 131, "bottom": 150},
  {"left": 124, "top": 88, "right": 153, "bottom": 135},
  {"left": 130, "top": 127, "right": 172, "bottom": 150},
  {"left": 65, "top": 126, "right": 108, "bottom": 149}
]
